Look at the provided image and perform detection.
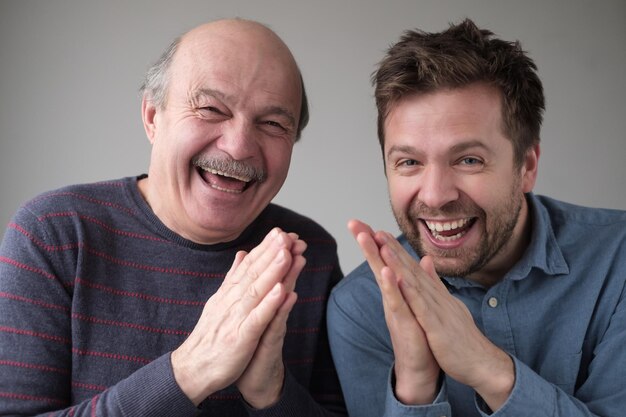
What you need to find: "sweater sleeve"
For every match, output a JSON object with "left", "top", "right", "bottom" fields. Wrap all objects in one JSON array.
[{"left": 0, "top": 207, "right": 198, "bottom": 417}]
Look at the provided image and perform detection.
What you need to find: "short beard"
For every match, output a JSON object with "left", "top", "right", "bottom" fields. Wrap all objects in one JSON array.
[{"left": 393, "top": 181, "right": 523, "bottom": 278}]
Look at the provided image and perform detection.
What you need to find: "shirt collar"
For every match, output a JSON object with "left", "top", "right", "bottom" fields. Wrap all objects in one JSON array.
[{"left": 504, "top": 192, "right": 569, "bottom": 281}]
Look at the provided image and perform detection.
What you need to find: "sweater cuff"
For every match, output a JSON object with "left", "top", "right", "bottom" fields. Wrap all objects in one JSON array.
[
  {"left": 245, "top": 368, "right": 310, "bottom": 416},
  {"left": 116, "top": 352, "right": 200, "bottom": 417}
]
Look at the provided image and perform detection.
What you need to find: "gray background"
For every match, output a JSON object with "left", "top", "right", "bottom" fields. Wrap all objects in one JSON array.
[{"left": 1, "top": 0, "right": 625, "bottom": 274}]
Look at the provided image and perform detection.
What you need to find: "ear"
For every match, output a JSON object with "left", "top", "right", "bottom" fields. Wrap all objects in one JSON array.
[
  {"left": 141, "top": 96, "right": 159, "bottom": 145},
  {"left": 521, "top": 144, "right": 540, "bottom": 193}
]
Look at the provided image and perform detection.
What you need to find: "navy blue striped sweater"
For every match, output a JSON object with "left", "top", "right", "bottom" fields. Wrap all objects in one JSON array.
[{"left": 0, "top": 176, "right": 346, "bottom": 416}]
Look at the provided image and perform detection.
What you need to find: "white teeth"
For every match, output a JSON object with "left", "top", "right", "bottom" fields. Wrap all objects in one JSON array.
[
  {"left": 424, "top": 218, "right": 472, "bottom": 241},
  {"left": 425, "top": 218, "right": 470, "bottom": 233},
  {"left": 203, "top": 167, "right": 250, "bottom": 183},
  {"left": 209, "top": 184, "right": 243, "bottom": 194},
  {"left": 434, "top": 231, "right": 466, "bottom": 242}
]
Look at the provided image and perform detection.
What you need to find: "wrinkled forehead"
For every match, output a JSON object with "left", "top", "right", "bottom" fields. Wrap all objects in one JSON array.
[{"left": 170, "top": 22, "right": 302, "bottom": 110}]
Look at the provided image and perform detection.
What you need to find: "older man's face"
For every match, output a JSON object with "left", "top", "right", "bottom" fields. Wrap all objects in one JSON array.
[{"left": 142, "top": 22, "right": 302, "bottom": 244}]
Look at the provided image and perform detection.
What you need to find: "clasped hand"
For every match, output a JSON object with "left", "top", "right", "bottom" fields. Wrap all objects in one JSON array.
[
  {"left": 172, "top": 228, "right": 306, "bottom": 408},
  {"left": 348, "top": 219, "right": 514, "bottom": 411}
]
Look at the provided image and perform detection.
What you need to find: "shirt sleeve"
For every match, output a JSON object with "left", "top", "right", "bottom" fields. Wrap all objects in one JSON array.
[
  {"left": 486, "top": 333, "right": 626, "bottom": 417},
  {"left": 327, "top": 275, "right": 451, "bottom": 417}
]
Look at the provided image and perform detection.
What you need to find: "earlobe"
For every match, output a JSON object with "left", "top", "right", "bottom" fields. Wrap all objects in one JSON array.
[
  {"left": 141, "top": 97, "right": 158, "bottom": 144},
  {"left": 521, "top": 144, "right": 540, "bottom": 193}
]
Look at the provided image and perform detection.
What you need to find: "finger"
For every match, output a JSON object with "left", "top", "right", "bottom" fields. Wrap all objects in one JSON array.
[
  {"left": 227, "top": 229, "right": 294, "bottom": 300},
  {"left": 290, "top": 238, "right": 307, "bottom": 257},
  {"left": 240, "top": 282, "right": 287, "bottom": 340},
  {"left": 225, "top": 228, "right": 286, "bottom": 285},
  {"left": 281, "top": 254, "right": 306, "bottom": 294},
  {"left": 379, "top": 266, "right": 412, "bottom": 316},
  {"left": 419, "top": 255, "right": 447, "bottom": 291},
  {"left": 355, "top": 231, "right": 388, "bottom": 286},
  {"left": 378, "top": 241, "right": 441, "bottom": 313},
  {"left": 378, "top": 232, "right": 420, "bottom": 275},
  {"left": 237, "top": 247, "right": 293, "bottom": 314},
  {"left": 224, "top": 250, "right": 247, "bottom": 278},
  {"left": 262, "top": 290, "right": 298, "bottom": 346},
  {"left": 347, "top": 219, "right": 376, "bottom": 241}
]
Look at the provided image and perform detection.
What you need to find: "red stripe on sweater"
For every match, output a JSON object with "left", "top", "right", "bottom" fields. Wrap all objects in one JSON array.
[
  {"left": 6, "top": 224, "right": 224, "bottom": 279},
  {"left": 8, "top": 223, "right": 80, "bottom": 251},
  {"left": 0, "top": 256, "right": 59, "bottom": 280},
  {"left": 72, "top": 381, "right": 107, "bottom": 392},
  {"left": 0, "top": 391, "right": 65, "bottom": 405},
  {"left": 286, "top": 327, "right": 320, "bottom": 334},
  {"left": 0, "top": 326, "right": 71, "bottom": 344},
  {"left": 72, "top": 348, "right": 152, "bottom": 365},
  {"left": 83, "top": 245, "right": 226, "bottom": 279},
  {"left": 296, "top": 295, "right": 327, "bottom": 304},
  {"left": 72, "top": 312, "right": 191, "bottom": 336},
  {"left": 91, "top": 394, "right": 99, "bottom": 417},
  {"left": 27, "top": 192, "right": 135, "bottom": 216},
  {"left": 0, "top": 359, "right": 70, "bottom": 374},
  {"left": 0, "top": 291, "right": 70, "bottom": 312},
  {"left": 75, "top": 277, "right": 205, "bottom": 306},
  {"left": 302, "top": 265, "right": 335, "bottom": 273},
  {"left": 38, "top": 212, "right": 170, "bottom": 243}
]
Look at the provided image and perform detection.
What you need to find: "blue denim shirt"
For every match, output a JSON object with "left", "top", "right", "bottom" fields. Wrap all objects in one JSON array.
[{"left": 328, "top": 194, "right": 626, "bottom": 417}]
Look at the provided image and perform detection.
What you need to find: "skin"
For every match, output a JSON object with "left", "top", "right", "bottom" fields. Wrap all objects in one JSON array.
[
  {"left": 352, "top": 83, "right": 539, "bottom": 411},
  {"left": 138, "top": 20, "right": 305, "bottom": 408}
]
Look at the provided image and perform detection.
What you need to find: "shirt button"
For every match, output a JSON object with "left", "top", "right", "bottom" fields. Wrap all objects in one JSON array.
[{"left": 488, "top": 297, "right": 498, "bottom": 308}]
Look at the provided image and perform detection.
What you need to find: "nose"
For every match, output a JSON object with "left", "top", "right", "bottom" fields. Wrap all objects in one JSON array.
[
  {"left": 215, "top": 118, "right": 260, "bottom": 161},
  {"left": 417, "top": 164, "right": 459, "bottom": 209}
]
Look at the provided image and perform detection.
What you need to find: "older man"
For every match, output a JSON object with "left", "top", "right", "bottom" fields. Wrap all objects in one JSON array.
[
  {"left": 0, "top": 19, "right": 345, "bottom": 416},
  {"left": 328, "top": 19, "right": 626, "bottom": 417}
]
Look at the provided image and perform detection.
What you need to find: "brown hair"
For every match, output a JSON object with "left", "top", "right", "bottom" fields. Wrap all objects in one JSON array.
[{"left": 373, "top": 18, "right": 544, "bottom": 165}]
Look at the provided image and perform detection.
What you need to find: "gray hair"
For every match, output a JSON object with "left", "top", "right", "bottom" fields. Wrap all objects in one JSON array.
[{"left": 139, "top": 36, "right": 181, "bottom": 109}]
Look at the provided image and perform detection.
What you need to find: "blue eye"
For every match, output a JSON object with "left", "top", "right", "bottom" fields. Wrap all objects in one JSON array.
[{"left": 460, "top": 157, "right": 481, "bottom": 165}]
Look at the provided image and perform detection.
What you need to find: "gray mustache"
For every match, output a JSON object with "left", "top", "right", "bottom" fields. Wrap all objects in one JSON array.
[{"left": 192, "top": 156, "right": 266, "bottom": 183}]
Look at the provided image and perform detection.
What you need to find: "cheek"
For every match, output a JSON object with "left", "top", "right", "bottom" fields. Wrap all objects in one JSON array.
[
  {"left": 265, "top": 144, "right": 293, "bottom": 181},
  {"left": 387, "top": 177, "right": 414, "bottom": 212}
]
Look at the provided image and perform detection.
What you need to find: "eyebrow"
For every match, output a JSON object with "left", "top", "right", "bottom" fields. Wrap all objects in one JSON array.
[
  {"left": 193, "top": 88, "right": 297, "bottom": 128},
  {"left": 386, "top": 140, "right": 494, "bottom": 159}
]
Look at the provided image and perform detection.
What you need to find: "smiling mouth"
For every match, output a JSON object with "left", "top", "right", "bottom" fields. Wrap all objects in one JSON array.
[
  {"left": 196, "top": 166, "right": 253, "bottom": 194},
  {"left": 422, "top": 217, "right": 476, "bottom": 242}
]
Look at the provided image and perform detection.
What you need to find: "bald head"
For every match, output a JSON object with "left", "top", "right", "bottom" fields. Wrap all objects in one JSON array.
[{"left": 141, "top": 18, "right": 308, "bottom": 139}]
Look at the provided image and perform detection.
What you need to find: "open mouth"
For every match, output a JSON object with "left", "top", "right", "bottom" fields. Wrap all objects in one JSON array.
[
  {"left": 422, "top": 217, "right": 476, "bottom": 242},
  {"left": 196, "top": 166, "right": 253, "bottom": 194}
]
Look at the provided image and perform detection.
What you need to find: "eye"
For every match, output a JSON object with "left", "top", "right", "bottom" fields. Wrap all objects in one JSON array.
[
  {"left": 264, "top": 120, "right": 285, "bottom": 130},
  {"left": 399, "top": 159, "right": 419, "bottom": 167},
  {"left": 259, "top": 119, "right": 291, "bottom": 137},
  {"left": 458, "top": 156, "right": 485, "bottom": 165},
  {"left": 200, "top": 106, "right": 224, "bottom": 115}
]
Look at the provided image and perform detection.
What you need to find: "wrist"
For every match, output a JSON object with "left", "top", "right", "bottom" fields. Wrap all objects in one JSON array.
[
  {"left": 393, "top": 365, "right": 440, "bottom": 405},
  {"left": 240, "top": 369, "right": 284, "bottom": 409},
  {"left": 474, "top": 352, "right": 515, "bottom": 412},
  {"left": 171, "top": 347, "right": 220, "bottom": 407}
]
